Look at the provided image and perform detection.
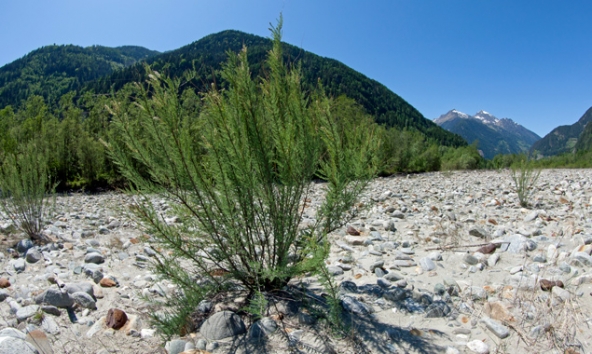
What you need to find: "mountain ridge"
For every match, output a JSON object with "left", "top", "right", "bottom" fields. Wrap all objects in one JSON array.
[
  {"left": 434, "top": 109, "right": 540, "bottom": 159},
  {"left": 530, "top": 106, "right": 592, "bottom": 157}
]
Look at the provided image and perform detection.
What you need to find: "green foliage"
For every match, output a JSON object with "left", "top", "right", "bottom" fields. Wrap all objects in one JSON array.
[
  {"left": 0, "top": 139, "right": 55, "bottom": 242},
  {"left": 108, "top": 19, "right": 379, "bottom": 336},
  {"left": 0, "top": 44, "right": 159, "bottom": 109},
  {"left": 87, "top": 30, "right": 465, "bottom": 148},
  {"left": 511, "top": 157, "right": 541, "bottom": 208},
  {"left": 530, "top": 106, "right": 592, "bottom": 157},
  {"left": 440, "top": 143, "right": 485, "bottom": 170}
]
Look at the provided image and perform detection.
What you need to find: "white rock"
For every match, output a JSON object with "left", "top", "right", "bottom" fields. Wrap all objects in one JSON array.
[{"left": 466, "top": 339, "right": 490, "bottom": 353}]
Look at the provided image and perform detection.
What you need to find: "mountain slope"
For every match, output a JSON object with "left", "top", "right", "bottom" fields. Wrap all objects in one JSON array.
[
  {"left": 530, "top": 106, "right": 592, "bottom": 156},
  {"left": 86, "top": 30, "right": 466, "bottom": 147},
  {"left": 0, "top": 45, "right": 160, "bottom": 108},
  {"left": 434, "top": 109, "right": 540, "bottom": 159}
]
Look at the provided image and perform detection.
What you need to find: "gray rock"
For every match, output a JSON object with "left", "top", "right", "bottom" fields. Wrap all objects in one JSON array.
[
  {"left": 469, "top": 226, "right": 488, "bottom": 239},
  {"left": 377, "top": 278, "right": 391, "bottom": 288},
  {"left": 374, "top": 267, "right": 385, "bottom": 278},
  {"left": 0, "top": 328, "right": 26, "bottom": 339},
  {"left": 503, "top": 234, "right": 537, "bottom": 253},
  {"left": 481, "top": 316, "right": 510, "bottom": 338},
  {"left": 206, "top": 342, "right": 219, "bottom": 351},
  {"left": 35, "top": 288, "right": 74, "bottom": 308},
  {"left": 196, "top": 339, "right": 207, "bottom": 350},
  {"left": 434, "top": 283, "right": 447, "bottom": 295},
  {"left": 0, "top": 336, "right": 38, "bottom": 354},
  {"left": 200, "top": 311, "right": 246, "bottom": 340},
  {"left": 571, "top": 252, "right": 592, "bottom": 266},
  {"left": 392, "top": 211, "right": 405, "bottom": 219},
  {"left": 467, "top": 286, "right": 487, "bottom": 301},
  {"left": 84, "top": 252, "right": 104, "bottom": 264},
  {"left": 249, "top": 317, "right": 278, "bottom": 339},
  {"left": 524, "top": 211, "right": 538, "bottom": 222},
  {"left": 384, "top": 272, "right": 403, "bottom": 281},
  {"left": 70, "top": 291, "right": 96, "bottom": 309},
  {"left": 65, "top": 282, "right": 94, "bottom": 297},
  {"left": 25, "top": 248, "right": 43, "bottom": 263},
  {"left": 428, "top": 251, "right": 442, "bottom": 261},
  {"left": 464, "top": 254, "right": 479, "bottom": 265},
  {"left": 425, "top": 301, "right": 451, "bottom": 318},
  {"left": 12, "top": 258, "right": 26, "bottom": 273},
  {"left": 341, "top": 295, "right": 372, "bottom": 315},
  {"left": 41, "top": 316, "right": 60, "bottom": 334},
  {"left": 369, "top": 260, "right": 384, "bottom": 272},
  {"left": 0, "top": 290, "right": 9, "bottom": 302},
  {"left": 166, "top": 339, "right": 187, "bottom": 354},
  {"left": 383, "top": 287, "right": 410, "bottom": 302},
  {"left": 197, "top": 300, "right": 213, "bottom": 314},
  {"left": 327, "top": 266, "right": 344, "bottom": 276},
  {"left": 16, "top": 239, "right": 34, "bottom": 254},
  {"left": 559, "top": 262, "right": 571, "bottom": 273},
  {"left": 16, "top": 305, "right": 39, "bottom": 322},
  {"left": 419, "top": 257, "right": 436, "bottom": 271},
  {"left": 339, "top": 281, "right": 358, "bottom": 293},
  {"left": 552, "top": 286, "right": 570, "bottom": 302}
]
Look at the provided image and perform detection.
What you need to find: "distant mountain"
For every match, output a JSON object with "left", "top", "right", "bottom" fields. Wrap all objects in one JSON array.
[
  {"left": 530, "top": 106, "right": 592, "bottom": 157},
  {"left": 84, "top": 30, "right": 466, "bottom": 147},
  {"left": 574, "top": 121, "right": 592, "bottom": 153},
  {"left": 0, "top": 45, "right": 160, "bottom": 108},
  {"left": 434, "top": 109, "right": 540, "bottom": 159}
]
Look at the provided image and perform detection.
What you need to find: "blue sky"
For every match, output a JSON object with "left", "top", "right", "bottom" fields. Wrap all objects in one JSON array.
[{"left": 1, "top": 0, "right": 591, "bottom": 137}]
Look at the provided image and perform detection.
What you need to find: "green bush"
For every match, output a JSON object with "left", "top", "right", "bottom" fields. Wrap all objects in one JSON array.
[
  {"left": 108, "top": 19, "right": 379, "bottom": 335},
  {"left": 0, "top": 140, "right": 55, "bottom": 243}
]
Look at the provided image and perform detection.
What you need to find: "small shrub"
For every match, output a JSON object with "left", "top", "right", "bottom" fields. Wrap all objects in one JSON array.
[
  {"left": 108, "top": 18, "right": 379, "bottom": 335},
  {"left": 0, "top": 140, "right": 55, "bottom": 243},
  {"left": 511, "top": 158, "right": 540, "bottom": 208}
]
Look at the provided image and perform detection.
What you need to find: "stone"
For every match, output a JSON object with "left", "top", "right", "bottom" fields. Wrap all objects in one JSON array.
[
  {"left": 12, "top": 258, "right": 26, "bottom": 273},
  {"left": 425, "top": 301, "right": 451, "bottom": 318},
  {"left": 369, "top": 259, "right": 385, "bottom": 272},
  {"left": 539, "top": 279, "right": 563, "bottom": 291},
  {"left": 0, "top": 336, "right": 38, "bottom": 354},
  {"left": 166, "top": 339, "right": 187, "bottom": 354},
  {"left": 327, "top": 266, "right": 344, "bottom": 276},
  {"left": 383, "top": 287, "right": 409, "bottom": 302},
  {"left": 16, "top": 305, "right": 39, "bottom": 322},
  {"left": 346, "top": 225, "right": 360, "bottom": 235},
  {"left": 249, "top": 317, "right": 278, "bottom": 339},
  {"left": 16, "top": 239, "right": 35, "bottom": 254},
  {"left": 25, "top": 248, "right": 43, "bottom": 263},
  {"left": 0, "top": 328, "right": 26, "bottom": 339},
  {"left": 377, "top": 278, "right": 391, "bottom": 288},
  {"left": 0, "top": 277, "right": 10, "bottom": 288},
  {"left": 99, "top": 278, "right": 117, "bottom": 287},
  {"left": 464, "top": 254, "right": 479, "bottom": 265},
  {"left": 106, "top": 308, "right": 128, "bottom": 330},
  {"left": 140, "top": 328, "right": 155, "bottom": 338},
  {"left": 0, "top": 290, "right": 9, "bottom": 302},
  {"left": 35, "top": 288, "right": 73, "bottom": 308},
  {"left": 524, "top": 211, "right": 538, "bottom": 222},
  {"left": 487, "top": 253, "right": 500, "bottom": 267},
  {"left": 419, "top": 257, "right": 436, "bottom": 271},
  {"left": 345, "top": 235, "right": 366, "bottom": 246},
  {"left": 384, "top": 272, "right": 403, "bottom": 282},
  {"left": 65, "top": 282, "right": 94, "bottom": 297},
  {"left": 475, "top": 243, "right": 500, "bottom": 254},
  {"left": 468, "top": 226, "right": 488, "bottom": 239},
  {"left": 552, "top": 286, "right": 570, "bottom": 302},
  {"left": 70, "top": 291, "right": 96, "bottom": 310},
  {"left": 503, "top": 234, "right": 537, "bottom": 253},
  {"left": 200, "top": 311, "right": 246, "bottom": 340},
  {"left": 482, "top": 316, "right": 510, "bottom": 338},
  {"left": 84, "top": 252, "right": 104, "bottom": 264},
  {"left": 467, "top": 339, "right": 490, "bottom": 353},
  {"left": 341, "top": 295, "right": 372, "bottom": 315}
]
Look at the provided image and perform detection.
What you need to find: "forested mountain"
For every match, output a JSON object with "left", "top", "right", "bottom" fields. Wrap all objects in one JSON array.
[
  {"left": 434, "top": 109, "right": 540, "bottom": 159},
  {"left": 530, "top": 106, "right": 592, "bottom": 157},
  {"left": 0, "top": 45, "right": 160, "bottom": 108},
  {"left": 85, "top": 30, "right": 466, "bottom": 147},
  {"left": 574, "top": 121, "right": 592, "bottom": 153}
]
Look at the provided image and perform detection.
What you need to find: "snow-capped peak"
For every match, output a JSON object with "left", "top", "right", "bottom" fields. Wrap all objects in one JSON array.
[{"left": 450, "top": 109, "right": 469, "bottom": 118}]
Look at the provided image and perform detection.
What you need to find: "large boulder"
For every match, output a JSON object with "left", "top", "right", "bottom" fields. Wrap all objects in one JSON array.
[{"left": 200, "top": 311, "right": 246, "bottom": 340}]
